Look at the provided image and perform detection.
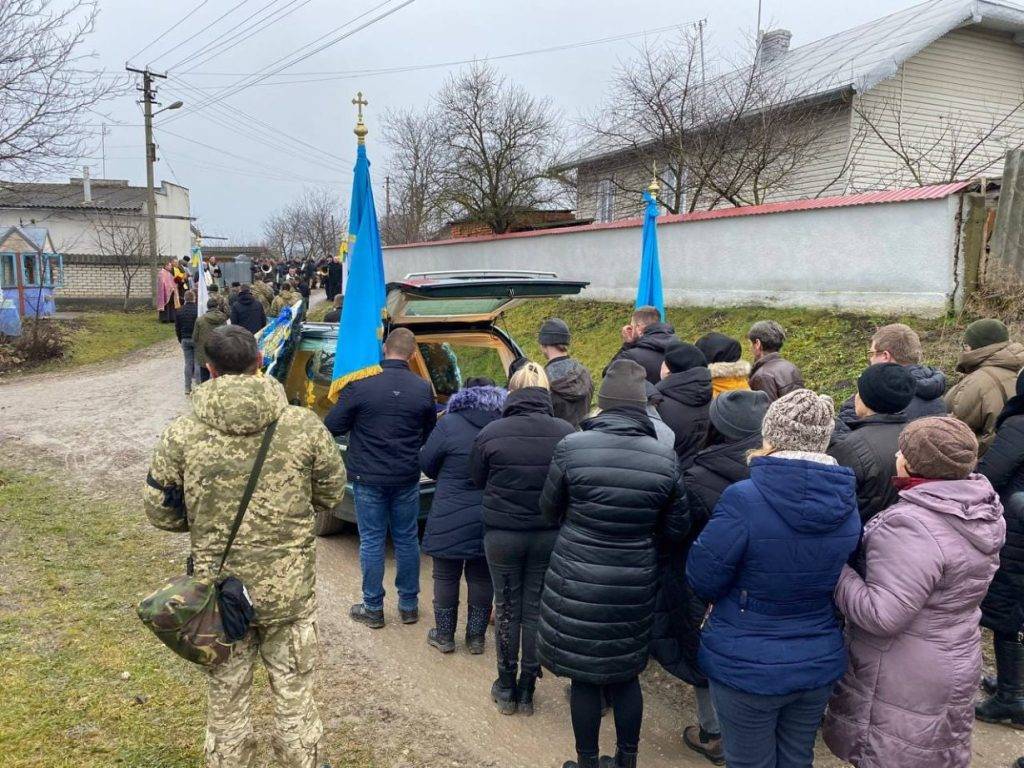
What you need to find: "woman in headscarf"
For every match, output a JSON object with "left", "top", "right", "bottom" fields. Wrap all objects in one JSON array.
[{"left": 695, "top": 332, "right": 751, "bottom": 398}]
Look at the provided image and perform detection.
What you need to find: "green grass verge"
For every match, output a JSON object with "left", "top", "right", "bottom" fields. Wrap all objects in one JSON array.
[
  {"left": 62, "top": 311, "right": 177, "bottom": 368},
  {"left": 496, "top": 299, "right": 965, "bottom": 401},
  {"left": 0, "top": 468, "right": 375, "bottom": 768}
]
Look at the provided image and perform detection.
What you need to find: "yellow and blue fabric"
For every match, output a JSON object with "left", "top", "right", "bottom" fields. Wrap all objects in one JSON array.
[
  {"left": 257, "top": 299, "right": 302, "bottom": 378},
  {"left": 636, "top": 189, "right": 665, "bottom": 320},
  {"left": 328, "top": 142, "right": 386, "bottom": 401}
]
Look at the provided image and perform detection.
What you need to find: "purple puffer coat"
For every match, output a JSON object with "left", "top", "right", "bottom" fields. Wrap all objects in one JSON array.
[{"left": 823, "top": 475, "right": 1005, "bottom": 768}]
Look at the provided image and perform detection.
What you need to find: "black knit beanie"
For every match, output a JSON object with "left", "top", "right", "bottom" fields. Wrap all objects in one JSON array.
[
  {"left": 538, "top": 318, "right": 571, "bottom": 347},
  {"left": 696, "top": 332, "right": 742, "bottom": 364},
  {"left": 664, "top": 339, "right": 707, "bottom": 374},
  {"left": 857, "top": 363, "right": 916, "bottom": 414}
]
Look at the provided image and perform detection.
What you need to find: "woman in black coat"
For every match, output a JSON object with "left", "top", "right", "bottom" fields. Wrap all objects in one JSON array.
[
  {"left": 977, "top": 369, "right": 1024, "bottom": 727},
  {"left": 650, "top": 389, "right": 769, "bottom": 765},
  {"left": 470, "top": 362, "right": 575, "bottom": 716},
  {"left": 537, "top": 360, "right": 690, "bottom": 768},
  {"left": 420, "top": 379, "right": 506, "bottom": 655},
  {"left": 655, "top": 339, "right": 712, "bottom": 468}
]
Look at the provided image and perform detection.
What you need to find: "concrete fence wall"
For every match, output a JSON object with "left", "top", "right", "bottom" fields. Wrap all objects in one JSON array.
[{"left": 384, "top": 195, "right": 965, "bottom": 317}]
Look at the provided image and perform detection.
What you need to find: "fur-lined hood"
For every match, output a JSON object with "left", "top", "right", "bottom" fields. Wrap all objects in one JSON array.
[
  {"left": 446, "top": 385, "right": 507, "bottom": 415},
  {"left": 708, "top": 360, "right": 751, "bottom": 379}
]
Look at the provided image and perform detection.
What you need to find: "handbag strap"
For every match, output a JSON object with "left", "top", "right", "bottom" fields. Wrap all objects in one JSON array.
[
  {"left": 980, "top": 367, "right": 1010, "bottom": 407},
  {"left": 217, "top": 419, "right": 279, "bottom": 574}
]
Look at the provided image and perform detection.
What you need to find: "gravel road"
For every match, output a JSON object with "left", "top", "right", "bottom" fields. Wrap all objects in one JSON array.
[{"left": 2, "top": 338, "right": 1021, "bottom": 767}]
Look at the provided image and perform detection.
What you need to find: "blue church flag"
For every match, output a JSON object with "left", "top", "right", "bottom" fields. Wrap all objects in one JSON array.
[
  {"left": 636, "top": 189, "right": 664, "bottom": 319},
  {"left": 329, "top": 142, "right": 386, "bottom": 400}
]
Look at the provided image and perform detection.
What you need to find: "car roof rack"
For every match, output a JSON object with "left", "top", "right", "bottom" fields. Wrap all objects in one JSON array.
[{"left": 402, "top": 269, "right": 558, "bottom": 281}]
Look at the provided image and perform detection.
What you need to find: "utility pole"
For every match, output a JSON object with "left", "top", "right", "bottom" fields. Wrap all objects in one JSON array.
[
  {"left": 384, "top": 175, "right": 392, "bottom": 219},
  {"left": 100, "top": 123, "right": 108, "bottom": 178},
  {"left": 127, "top": 66, "right": 166, "bottom": 308}
]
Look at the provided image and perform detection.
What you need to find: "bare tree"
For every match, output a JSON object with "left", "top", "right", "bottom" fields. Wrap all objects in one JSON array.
[
  {"left": 436, "top": 63, "right": 566, "bottom": 234},
  {"left": 92, "top": 212, "right": 151, "bottom": 311},
  {"left": 0, "top": 0, "right": 126, "bottom": 178},
  {"left": 261, "top": 188, "right": 345, "bottom": 262},
  {"left": 380, "top": 107, "right": 447, "bottom": 244},
  {"left": 850, "top": 93, "right": 1024, "bottom": 188}
]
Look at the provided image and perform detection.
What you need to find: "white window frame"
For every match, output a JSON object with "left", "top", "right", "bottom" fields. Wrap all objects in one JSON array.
[{"left": 596, "top": 179, "right": 615, "bottom": 222}]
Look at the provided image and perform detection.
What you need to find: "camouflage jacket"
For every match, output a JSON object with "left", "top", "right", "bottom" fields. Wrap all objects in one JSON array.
[
  {"left": 271, "top": 289, "right": 300, "bottom": 318},
  {"left": 192, "top": 309, "right": 228, "bottom": 367},
  {"left": 144, "top": 374, "right": 346, "bottom": 625},
  {"left": 251, "top": 280, "right": 275, "bottom": 315}
]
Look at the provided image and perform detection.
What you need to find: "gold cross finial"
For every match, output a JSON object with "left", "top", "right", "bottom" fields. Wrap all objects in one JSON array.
[
  {"left": 352, "top": 91, "right": 369, "bottom": 144},
  {"left": 648, "top": 160, "right": 660, "bottom": 195}
]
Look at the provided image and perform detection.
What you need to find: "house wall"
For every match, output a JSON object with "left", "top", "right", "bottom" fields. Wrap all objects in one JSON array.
[
  {"left": 384, "top": 195, "right": 963, "bottom": 316},
  {"left": 851, "top": 27, "right": 1024, "bottom": 188},
  {"left": 58, "top": 262, "right": 152, "bottom": 300}
]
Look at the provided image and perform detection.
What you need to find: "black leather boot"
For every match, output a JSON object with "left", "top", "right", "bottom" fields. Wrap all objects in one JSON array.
[
  {"left": 491, "top": 664, "right": 518, "bottom": 715},
  {"left": 976, "top": 634, "right": 1024, "bottom": 727},
  {"left": 517, "top": 670, "right": 537, "bottom": 716},
  {"left": 427, "top": 606, "right": 457, "bottom": 653},
  {"left": 598, "top": 750, "right": 638, "bottom": 768},
  {"left": 562, "top": 756, "right": 600, "bottom": 768},
  {"left": 465, "top": 604, "right": 489, "bottom": 654}
]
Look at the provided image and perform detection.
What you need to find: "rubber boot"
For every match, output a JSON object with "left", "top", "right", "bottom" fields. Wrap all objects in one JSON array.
[
  {"left": 491, "top": 664, "right": 518, "bottom": 715},
  {"left": 598, "top": 750, "right": 638, "bottom": 768},
  {"left": 427, "top": 606, "right": 457, "bottom": 654},
  {"left": 976, "top": 634, "right": 1024, "bottom": 728},
  {"left": 465, "top": 604, "right": 489, "bottom": 655},
  {"left": 561, "top": 756, "right": 600, "bottom": 768},
  {"left": 517, "top": 670, "right": 537, "bottom": 716}
]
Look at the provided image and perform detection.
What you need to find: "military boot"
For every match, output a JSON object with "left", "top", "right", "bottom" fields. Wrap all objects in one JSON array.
[
  {"left": 599, "top": 750, "right": 638, "bottom": 768},
  {"left": 427, "top": 606, "right": 457, "bottom": 653},
  {"left": 976, "top": 634, "right": 1024, "bottom": 728},
  {"left": 562, "top": 756, "right": 600, "bottom": 768},
  {"left": 491, "top": 663, "right": 518, "bottom": 715},
  {"left": 516, "top": 670, "right": 538, "bottom": 716},
  {"left": 465, "top": 604, "right": 489, "bottom": 654}
]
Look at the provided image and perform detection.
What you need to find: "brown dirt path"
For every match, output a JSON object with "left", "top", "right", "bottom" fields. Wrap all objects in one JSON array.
[{"left": 1, "top": 336, "right": 1021, "bottom": 767}]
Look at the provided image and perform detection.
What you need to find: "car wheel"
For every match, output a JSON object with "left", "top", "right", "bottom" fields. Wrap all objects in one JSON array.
[{"left": 313, "top": 506, "right": 353, "bottom": 537}]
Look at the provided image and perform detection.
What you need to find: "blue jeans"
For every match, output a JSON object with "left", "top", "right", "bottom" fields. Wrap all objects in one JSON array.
[
  {"left": 710, "top": 681, "right": 833, "bottom": 768},
  {"left": 353, "top": 482, "right": 420, "bottom": 611}
]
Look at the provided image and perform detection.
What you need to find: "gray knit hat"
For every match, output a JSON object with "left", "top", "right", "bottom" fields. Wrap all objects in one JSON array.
[
  {"left": 599, "top": 360, "right": 648, "bottom": 409},
  {"left": 710, "top": 389, "right": 771, "bottom": 441},
  {"left": 538, "top": 318, "right": 571, "bottom": 347},
  {"left": 761, "top": 388, "right": 836, "bottom": 453}
]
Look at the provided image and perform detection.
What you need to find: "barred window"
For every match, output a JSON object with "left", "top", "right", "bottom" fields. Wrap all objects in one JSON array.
[{"left": 597, "top": 179, "right": 615, "bottom": 223}]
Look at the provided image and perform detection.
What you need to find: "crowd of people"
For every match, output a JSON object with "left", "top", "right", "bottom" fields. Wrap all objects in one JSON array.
[{"left": 145, "top": 304, "right": 1024, "bottom": 768}]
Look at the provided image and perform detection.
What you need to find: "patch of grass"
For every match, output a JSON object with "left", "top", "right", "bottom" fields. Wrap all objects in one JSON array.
[
  {"left": 497, "top": 299, "right": 966, "bottom": 401},
  {"left": 62, "top": 311, "right": 176, "bottom": 367},
  {"left": 0, "top": 467, "right": 376, "bottom": 768}
]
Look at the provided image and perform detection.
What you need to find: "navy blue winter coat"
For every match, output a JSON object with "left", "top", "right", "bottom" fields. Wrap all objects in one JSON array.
[
  {"left": 420, "top": 386, "right": 506, "bottom": 559},
  {"left": 324, "top": 359, "right": 437, "bottom": 486},
  {"left": 687, "top": 455, "right": 861, "bottom": 695}
]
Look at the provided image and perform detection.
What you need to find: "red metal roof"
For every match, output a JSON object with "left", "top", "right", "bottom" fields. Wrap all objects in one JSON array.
[{"left": 385, "top": 181, "right": 974, "bottom": 250}]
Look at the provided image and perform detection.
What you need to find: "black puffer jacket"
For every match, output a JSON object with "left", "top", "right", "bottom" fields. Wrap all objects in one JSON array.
[
  {"left": 470, "top": 387, "right": 575, "bottom": 531},
  {"left": 229, "top": 292, "right": 267, "bottom": 335},
  {"left": 837, "top": 364, "right": 947, "bottom": 430},
  {"left": 420, "top": 386, "right": 506, "bottom": 559},
  {"left": 651, "top": 432, "right": 760, "bottom": 684},
  {"left": 546, "top": 356, "right": 594, "bottom": 429},
  {"left": 605, "top": 322, "right": 677, "bottom": 384},
  {"left": 827, "top": 413, "right": 907, "bottom": 523},
  {"left": 979, "top": 413, "right": 1024, "bottom": 634},
  {"left": 655, "top": 367, "right": 712, "bottom": 468},
  {"left": 536, "top": 408, "right": 690, "bottom": 684}
]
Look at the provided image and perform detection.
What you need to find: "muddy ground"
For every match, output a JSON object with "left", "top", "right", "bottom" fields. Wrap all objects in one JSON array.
[{"left": 2, "top": 336, "right": 1022, "bottom": 767}]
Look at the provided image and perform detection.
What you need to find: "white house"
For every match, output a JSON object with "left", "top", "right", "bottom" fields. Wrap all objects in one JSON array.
[
  {"left": 0, "top": 175, "right": 192, "bottom": 303},
  {"left": 572, "top": 0, "right": 1024, "bottom": 221}
]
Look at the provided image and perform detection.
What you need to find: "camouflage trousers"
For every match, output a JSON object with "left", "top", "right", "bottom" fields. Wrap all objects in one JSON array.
[{"left": 205, "top": 615, "right": 324, "bottom": 768}]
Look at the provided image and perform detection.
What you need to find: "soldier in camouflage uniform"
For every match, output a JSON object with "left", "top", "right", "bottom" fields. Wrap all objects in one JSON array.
[
  {"left": 250, "top": 278, "right": 275, "bottom": 317},
  {"left": 144, "top": 325, "right": 346, "bottom": 768}
]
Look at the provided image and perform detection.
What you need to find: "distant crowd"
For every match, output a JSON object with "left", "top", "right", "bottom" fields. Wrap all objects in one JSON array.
[{"left": 145, "top": 306, "right": 1024, "bottom": 768}]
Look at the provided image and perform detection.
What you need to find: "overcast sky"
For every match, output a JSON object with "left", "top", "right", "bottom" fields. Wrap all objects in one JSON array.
[{"left": 78, "top": 0, "right": 918, "bottom": 240}]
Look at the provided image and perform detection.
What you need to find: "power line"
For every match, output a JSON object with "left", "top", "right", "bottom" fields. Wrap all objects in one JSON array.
[
  {"left": 127, "top": 0, "right": 213, "bottom": 65},
  {"left": 145, "top": 0, "right": 254, "bottom": 67},
  {"left": 169, "top": 0, "right": 315, "bottom": 72},
  {"left": 161, "top": 0, "right": 416, "bottom": 125}
]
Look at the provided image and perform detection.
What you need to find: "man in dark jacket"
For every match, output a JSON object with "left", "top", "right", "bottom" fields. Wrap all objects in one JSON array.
[
  {"left": 539, "top": 318, "right": 594, "bottom": 428},
  {"left": 655, "top": 339, "right": 712, "bottom": 468},
  {"left": 747, "top": 320, "right": 804, "bottom": 401},
  {"left": 174, "top": 289, "right": 199, "bottom": 394},
  {"left": 828, "top": 363, "right": 916, "bottom": 524},
  {"left": 838, "top": 323, "right": 946, "bottom": 429},
  {"left": 325, "top": 328, "right": 437, "bottom": 629},
  {"left": 605, "top": 305, "right": 676, "bottom": 384},
  {"left": 229, "top": 284, "right": 267, "bottom": 335}
]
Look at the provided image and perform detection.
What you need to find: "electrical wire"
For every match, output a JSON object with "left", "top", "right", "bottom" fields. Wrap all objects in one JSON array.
[
  {"left": 127, "top": 0, "right": 212, "bottom": 66},
  {"left": 169, "top": 0, "right": 314, "bottom": 73},
  {"left": 160, "top": 0, "right": 416, "bottom": 125},
  {"left": 145, "top": 0, "right": 254, "bottom": 68}
]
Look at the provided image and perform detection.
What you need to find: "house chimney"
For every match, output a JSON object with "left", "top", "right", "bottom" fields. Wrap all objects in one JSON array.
[
  {"left": 757, "top": 28, "right": 792, "bottom": 66},
  {"left": 82, "top": 166, "right": 92, "bottom": 203}
]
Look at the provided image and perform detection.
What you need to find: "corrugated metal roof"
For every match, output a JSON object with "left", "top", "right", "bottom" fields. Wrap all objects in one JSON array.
[
  {"left": 0, "top": 181, "right": 148, "bottom": 211},
  {"left": 385, "top": 181, "right": 974, "bottom": 250},
  {"left": 570, "top": 0, "right": 1024, "bottom": 165}
]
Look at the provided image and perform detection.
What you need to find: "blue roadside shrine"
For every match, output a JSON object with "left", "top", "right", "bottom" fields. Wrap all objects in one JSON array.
[{"left": 0, "top": 225, "right": 64, "bottom": 336}]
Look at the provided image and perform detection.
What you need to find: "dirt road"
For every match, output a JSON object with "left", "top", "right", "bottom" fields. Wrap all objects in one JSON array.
[{"left": 2, "top": 341, "right": 1022, "bottom": 767}]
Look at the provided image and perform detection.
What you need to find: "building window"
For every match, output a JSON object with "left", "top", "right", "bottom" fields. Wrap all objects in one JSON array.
[
  {"left": 0, "top": 254, "right": 14, "bottom": 287},
  {"left": 597, "top": 179, "right": 615, "bottom": 222}
]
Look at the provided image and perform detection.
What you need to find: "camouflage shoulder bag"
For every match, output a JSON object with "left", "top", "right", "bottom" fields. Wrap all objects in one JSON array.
[{"left": 137, "top": 420, "right": 279, "bottom": 667}]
